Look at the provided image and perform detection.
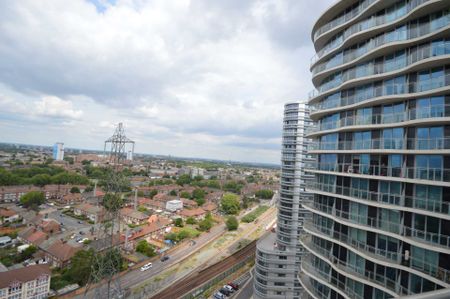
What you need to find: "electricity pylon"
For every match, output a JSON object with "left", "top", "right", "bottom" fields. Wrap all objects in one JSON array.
[{"left": 84, "top": 123, "right": 135, "bottom": 299}]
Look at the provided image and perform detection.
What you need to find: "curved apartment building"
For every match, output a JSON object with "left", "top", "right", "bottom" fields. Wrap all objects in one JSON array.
[
  {"left": 254, "top": 103, "right": 314, "bottom": 299},
  {"left": 301, "top": 1, "right": 450, "bottom": 298}
]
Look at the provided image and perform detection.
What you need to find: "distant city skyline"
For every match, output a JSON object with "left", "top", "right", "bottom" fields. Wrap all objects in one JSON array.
[{"left": 0, "top": 0, "right": 334, "bottom": 164}]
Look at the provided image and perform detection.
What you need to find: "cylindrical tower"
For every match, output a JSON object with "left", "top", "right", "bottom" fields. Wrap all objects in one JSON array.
[
  {"left": 301, "top": 1, "right": 450, "bottom": 298},
  {"left": 254, "top": 102, "right": 314, "bottom": 299}
]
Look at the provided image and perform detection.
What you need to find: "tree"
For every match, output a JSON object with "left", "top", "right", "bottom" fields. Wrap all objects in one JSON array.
[
  {"left": 186, "top": 217, "right": 197, "bottom": 225},
  {"left": 165, "top": 233, "right": 177, "bottom": 242},
  {"left": 255, "top": 189, "right": 274, "bottom": 199},
  {"left": 65, "top": 249, "right": 94, "bottom": 286},
  {"left": 20, "top": 191, "right": 45, "bottom": 210},
  {"left": 220, "top": 193, "right": 240, "bottom": 215},
  {"left": 176, "top": 174, "right": 191, "bottom": 186},
  {"left": 207, "top": 180, "right": 220, "bottom": 189},
  {"left": 137, "top": 190, "right": 145, "bottom": 197},
  {"left": 174, "top": 218, "right": 184, "bottom": 227},
  {"left": 194, "top": 198, "right": 205, "bottom": 206},
  {"left": 137, "top": 206, "right": 148, "bottom": 213},
  {"left": 70, "top": 186, "right": 81, "bottom": 193},
  {"left": 149, "top": 189, "right": 158, "bottom": 199},
  {"left": 226, "top": 216, "right": 239, "bottom": 231},
  {"left": 103, "top": 193, "right": 124, "bottom": 212},
  {"left": 136, "top": 240, "right": 156, "bottom": 257},
  {"left": 192, "top": 189, "right": 205, "bottom": 200},
  {"left": 223, "top": 181, "right": 244, "bottom": 194},
  {"left": 169, "top": 190, "right": 177, "bottom": 196},
  {"left": 198, "top": 219, "right": 213, "bottom": 231},
  {"left": 180, "top": 191, "right": 191, "bottom": 199},
  {"left": 85, "top": 185, "right": 94, "bottom": 192},
  {"left": 31, "top": 174, "right": 51, "bottom": 187},
  {"left": 193, "top": 175, "right": 204, "bottom": 181},
  {"left": 64, "top": 156, "right": 74, "bottom": 165}
]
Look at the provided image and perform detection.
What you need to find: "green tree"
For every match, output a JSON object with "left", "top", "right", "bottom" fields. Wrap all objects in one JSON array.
[
  {"left": 194, "top": 198, "right": 205, "bottom": 206},
  {"left": 169, "top": 190, "right": 177, "bottom": 196},
  {"left": 198, "top": 219, "right": 213, "bottom": 231},
  {"left": 20, "top": 191, "right": 45, "bottom": 210},
  {"left": 255, "top": 189, "right": 274, "bottom": 199},
  {"left": 223, "top": 181, "right": 244, "bottom": 193},
  {"left": 31, "top": 174, "right": 52, "bottom": 187},
  {"left": 64, "top": 156, "right": 74, "bottom": 165},
  {"left": 226, "top": 216, "right": 239, "bottom": 231},
  {"left": 136, "top": 240, "right": 156, "bottom": 257},
  {"left": 206, "top": 180, "right": 221, "bottom": 189},
  {"left": 137, "top": 190, "right": 145, "bottom": 197},
  {"left": 174, "top": 218, "right": 184, "bottom": 227},
  {"left": 220, "top": 193, "right": 240, "bottom": 215},
  {"left": 70, "top": 186, "right": 81, "bottom": 193},
  {"left": 65, "top": 249, "right": 94, "bottom": 286},
  {"left": 176, "top": 174, "right": 191, "bottom": 186},
  {"left": 193, "top": 175, "right": 204, "bottom": 181},
  {"left": 186, "top": 217, "right": 197, "bottom": 225},
  {"left": 180, "top": 191, "right": 191, "bottom": 199},
  {"left": 149, "top": 189, "right": 158, "bottom": 199},
  {"left": 137, "top": 206, "right": 148, "bottom": 213},
  {"left": 103, "top": 193, "right": 124, "bottom": 212},
  {"left": 192, "top": 189, "right": 205, "bottom": 200},
  {"left": 165, "top": 233, "right": 177, "bottom": 242}
]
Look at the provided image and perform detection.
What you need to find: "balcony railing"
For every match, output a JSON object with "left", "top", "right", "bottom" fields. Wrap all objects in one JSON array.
[
  {"left": 305, "top": 182, "right": 450, "bottom": 216},
  {"left": 304, "top": 162, "right": 450, "bottom": 183},
  {"left": 303, "top": 200, "right": 450, "bottom": 250},
  {"left": 302, "top": 225, "right": 450, "bottom": 285},
  {"left": 301, "top": 254, "right": 364, "bottom": 299},
  {"left": 307, "top": 104, "right": 450, "bottom": 135},
  {"left": 308, "top": 73, "right": 450, "bottom": 103},
  {"left": 308, "top": 137, "right": 450, "bottom": 151},
  {"left": 302, "top": 245, "right": 413, "bottom": 296},
  {"left": 311, "top": 0, "right": 441, "bottom": 66}
]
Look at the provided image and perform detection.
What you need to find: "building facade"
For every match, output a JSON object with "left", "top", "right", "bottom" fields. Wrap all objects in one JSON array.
[
  {"left": 301, "top": 1, "right": 450, "bottom": 298},
  {"left": 0, "top": 265, "right": 51, "bottom": 299},
  {"left": 254, "top": 102, "right": 314, "bottom": 299}
]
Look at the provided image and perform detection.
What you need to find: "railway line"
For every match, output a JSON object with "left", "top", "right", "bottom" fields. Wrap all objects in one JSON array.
[{"left": 151, "top": 240, "right": 257, "bottom": 299}]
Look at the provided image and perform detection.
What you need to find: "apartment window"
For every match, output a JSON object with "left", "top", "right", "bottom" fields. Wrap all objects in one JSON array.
[
  {"left": 414, "top": 184, "right": 442, "bottom": 211},
  {"left": 379, "top": 208, "right": 400, "bottom": 233},
  {"left": 356, "top": 107, "right": 372, "bottom": 125},
  {"left": 278, "top": 273, "right": 286, "bottom": 277},
  {"left": 347, "top": 251, "right": 365, "bottom": 275},
  {"left": 379, "top": 181, "right": 401, "bottom": 204},
  {"left": 415, "top": 155, "right": 443, "bottom": 180},
  {"left": 274, "top": 282, "right": 285, "bottom": 286},
  {"left": 416, "top": 96, "right": 445, "bottom": 119},
  {"left": 382, "top": 102, "right": 404, "bottom": 123},
  {"left": 416, "top": 127, "right": 443, "bottom": 149},
  {"left": 417, "top": 67, "right": 444, "bottom": 92},
  {"left": 377, "top": 234, "right": 399, "bottom": 260},
  {"left": 411, "top": 246, "right": 439, "bottom": 275},
  {"left": 354, "top": 131, "right": 371, "bottom": 149},
  {"left": 349, "top": 202, "right": 367, "bottom": 225},
  {"left": 382, "top": 128, "right": 403, "bottom": 149},
  {"left": 320, "top": 133, "right": 338, "bottom": 150}
]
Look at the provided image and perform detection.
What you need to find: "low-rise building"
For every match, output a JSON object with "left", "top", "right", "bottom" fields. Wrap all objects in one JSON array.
[
  {"left": 38, "top": 219, "right": 60, "bottom": 235},
  {"left": 43, "top": 241, "right": 80, "bottom": 268},
  {"left": 180, "top": 198, "right": 197, "bottom": 209},
  {"left": 0, "top": 264, "right": 51, "bottom": 299},
  {"left": 120, "top": 208, "right": 147, "bottom": 225},
  {"left": 73, "top": 203, "right": 104, "bottom": 223},
  {"left": 178, "top": 208, "right": 206, "bottom": 220},
  {"left": 165, "top": 200, "right": 183, "bottom": 212},
  {"left": 0, "top": 208, "right": 20, "bottom": 224},
  {"left": 202, "top": 202, "right": 218, "bottom": 213},
  {"left": 18, "top": 228, "right": 48, "bottom": 247}
]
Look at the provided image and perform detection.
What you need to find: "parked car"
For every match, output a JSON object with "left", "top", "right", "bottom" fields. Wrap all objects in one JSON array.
[
  {"left": 223, "top": 285, "right": 234, "bottom": 293},
  {"left": 140, "top": 263, "right": 152, "bottom": 271},
  {"left": 75, "top": 237, "right": 82, "bottom": 242},
  {"left": 213, "top": 292, "right": 225, "bottom": 299},
  {"left": 161, "top": 256, "right": 170, "bottom": 262},
  {"left": 79, "top": 231, "right": 85, "bottom": 235},
  {"left": 78, "top": 238, "right": 89, "bottom": 244},
  {"left": 78, "top": 221, "right": 83, "bottom": 224},
  {"left": 227, "top": 282, "right": 239, "bottom": 290},
  {"left": 219, "top": 288, "right": 231, "bottom": 296}
]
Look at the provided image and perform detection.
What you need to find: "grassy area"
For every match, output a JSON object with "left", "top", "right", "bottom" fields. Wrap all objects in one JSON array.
[{"left": 241, "top": 205, "right": 269, "bottom": 223}]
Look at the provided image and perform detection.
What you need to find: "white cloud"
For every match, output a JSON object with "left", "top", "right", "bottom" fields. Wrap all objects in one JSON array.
[
  {"left": 0, "top": 0, "right": 334, "bottom": 163},
  {"left": 35, "top": 96, "right": 83, "bottom": 119}
]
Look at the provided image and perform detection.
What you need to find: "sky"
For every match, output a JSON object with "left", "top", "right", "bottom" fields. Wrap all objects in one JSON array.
[{"left": 0, "top": 0, "right": 334, "bottom": 164}]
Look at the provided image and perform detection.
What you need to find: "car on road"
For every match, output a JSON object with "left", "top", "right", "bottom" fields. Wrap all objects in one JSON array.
[
  {"left": 79, "top": 231, "right": 85, "bottom": 235},
  {"left": 140, "top": 263, "right": 152, "bottom": 271},
  {"left": 160, "top": 256, "right": 169, "bottom": 262},
  {"left": 78, "top": 238, "right": 89, "bottom": 244},
  {"left": 75, "top": 237, "right": 82, "bottom": 242}
]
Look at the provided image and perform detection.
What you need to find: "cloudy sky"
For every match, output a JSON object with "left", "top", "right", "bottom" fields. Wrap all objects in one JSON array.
[{"left": 0, "top": 0, "right": 333, "bottom": 164}]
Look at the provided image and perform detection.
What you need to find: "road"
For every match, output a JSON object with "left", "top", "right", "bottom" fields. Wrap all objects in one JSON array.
[{"left": 77, "top": 223, "right": 226, "bottom": 298}]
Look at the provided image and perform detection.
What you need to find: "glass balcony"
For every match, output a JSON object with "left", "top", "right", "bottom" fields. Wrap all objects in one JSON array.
[
  {"left": 304, "top": 162, "right": 450, "bottom": 183},
  {"left": 305, "top": 182, "right": 450, "bottom": 216},
  {"left": 304, "top": 201, "right": 450, "bottom": 251}
]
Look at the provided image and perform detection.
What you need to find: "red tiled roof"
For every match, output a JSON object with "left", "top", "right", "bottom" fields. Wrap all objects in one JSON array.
[
  {"left": 202, "top": 202, "right": 217, "bottom": 211},
  {"left": 46, "top": 241, "right": 80, "bottom": 262},
  {"left": 179, "top": 208, "right": 206, "bottom": 217},
  {"left": 0, "top": 208, "right": 17, "bottom": 217}
]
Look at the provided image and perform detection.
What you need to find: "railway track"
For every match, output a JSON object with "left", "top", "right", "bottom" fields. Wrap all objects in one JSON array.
[{"left": 151, "top": 240, "right": 257, "bottom": 299}]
